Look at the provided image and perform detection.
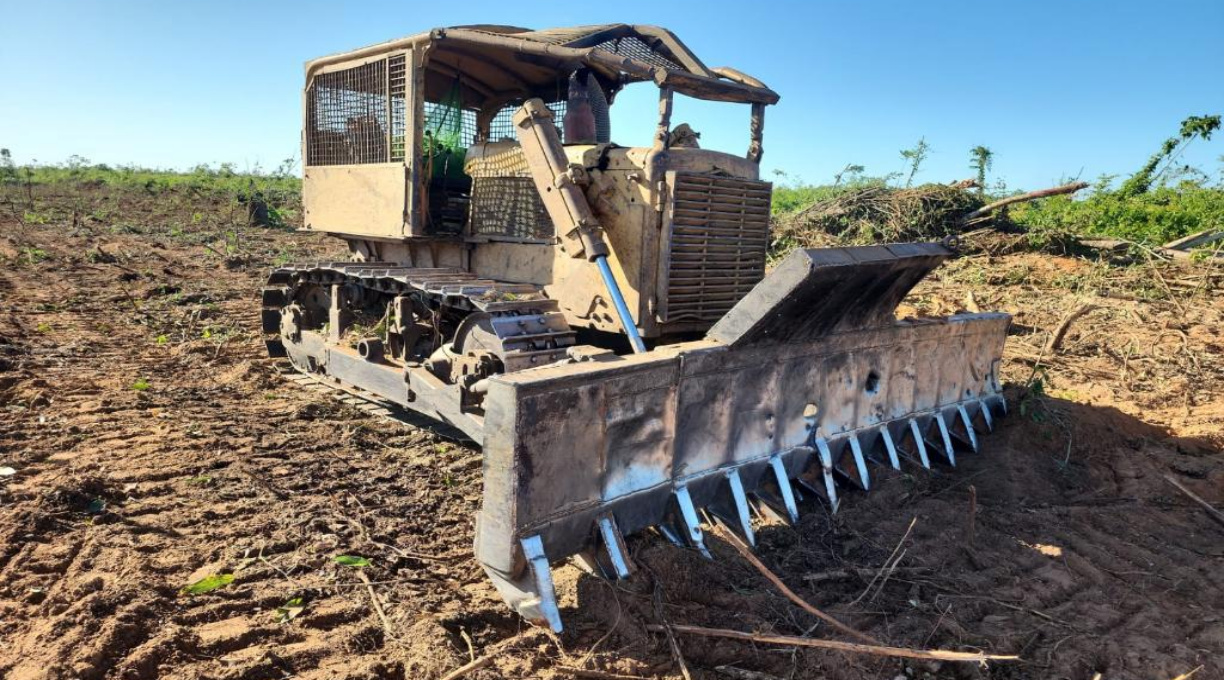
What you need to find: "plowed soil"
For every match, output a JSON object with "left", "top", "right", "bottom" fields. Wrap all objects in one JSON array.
[{"left": 2, "top": 185, "right": 1222, "bottom": 680}]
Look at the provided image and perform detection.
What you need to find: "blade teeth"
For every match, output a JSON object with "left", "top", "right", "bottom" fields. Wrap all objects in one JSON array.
[
  {"left": 908, "top": 418, "right": 932, "bottom": 469},
  {"left": 979, "top": 398, "right": 995, "bottom": 432},
  {"left": 597, "top": 513, "right": 633, "bottom": 579},
  {"left": 770, "top": 454, "right": 800, "bottom": 524},
  {"left": 814, "top": 438, "right": 840, "bottom": 513},
  {"left": 520, "top": 534, "right": 563, "bottom": 633},
  {"left": 933, "top": 413, "right": 957, "bottom": 466},
  {"left": 880, "top": 425, "right": 901, "bottom": 470},
  {"left": 674, "top": 485, "right": 711, "bottom": 559},
  {"left": 724, "top": 468, "right": 755, "bottom": 547},
  {"left": 848, "top": 435, "right": 870, "bottom": 490},
  {"left": 957, "top": 404, "right": 980, "bottom": 452}
]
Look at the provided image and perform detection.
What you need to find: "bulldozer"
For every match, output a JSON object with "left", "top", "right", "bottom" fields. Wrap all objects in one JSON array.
[{"left": 263, "top": 24, "right": 1010, "bottom": 632}]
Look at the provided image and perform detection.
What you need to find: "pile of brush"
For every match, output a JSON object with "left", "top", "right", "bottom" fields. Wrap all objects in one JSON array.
[
  {"left": 770, "top": 180, "right": 1088, "bottom": 256},
  {"left": 772, "top": 182, "right": 986, "bottom": 251}
]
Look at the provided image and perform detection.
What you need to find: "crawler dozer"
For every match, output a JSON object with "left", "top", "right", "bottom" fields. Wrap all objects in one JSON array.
[{"left": 263, "top": 24, "right": 1010, "bottom": 631}]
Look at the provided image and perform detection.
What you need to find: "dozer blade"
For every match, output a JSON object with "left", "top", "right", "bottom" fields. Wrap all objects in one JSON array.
[{"left": 474, "top": 244, "right": 1009, "bottom": 631}]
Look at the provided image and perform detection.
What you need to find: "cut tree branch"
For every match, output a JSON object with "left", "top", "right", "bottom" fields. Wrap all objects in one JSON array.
[{"left": 959, "top": 181, "right": 1089, "bottom": 224}]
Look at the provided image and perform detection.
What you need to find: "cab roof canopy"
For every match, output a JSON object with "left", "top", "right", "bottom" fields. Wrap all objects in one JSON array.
[{"left": 306, "top": 24, "right": 779, "bottom": 110}]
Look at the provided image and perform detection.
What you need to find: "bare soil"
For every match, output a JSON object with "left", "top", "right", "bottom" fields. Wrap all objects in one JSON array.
[{"left": 1, "top": 186, "right": 1222, "bottom": 680}]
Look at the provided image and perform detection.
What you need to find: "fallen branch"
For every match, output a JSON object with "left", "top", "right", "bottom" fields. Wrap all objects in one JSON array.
[
  {"left": 1163, "top": 475, "right": 1224, "bottom": 529},
  {"left": 868, "top": 547, "right": 907, "bottom": 604},
  {"left": 959, "top": 181, "right": 1089, "bottom": 224},
  {"left": 645, "top": 624, "right": 1019, "bottom": 663},
  {"left": 848, "top": 517, "right": 916, "bottom": 608},
  {"left": 438, "top": 634, "right": 526, "bottom": 680},
  {"left": 710, "top": 524, "right": 880, "bottom": 645},
  {"left": 1043, "top": 303, "right": 1097, "bottom": 355},
  {"left": 802, "top": 566, "right": 931, "bottom": 584},
  {"left": 357, "top": 571, "right": 396, "bottom": 642},
  {"left": 439, "top": 654, "right": 495, "bottom": 680}
]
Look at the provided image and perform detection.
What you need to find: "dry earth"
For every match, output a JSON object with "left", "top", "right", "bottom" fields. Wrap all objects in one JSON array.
[{"left": 1, "top": 186, "right": 1222, "bottom": 680}]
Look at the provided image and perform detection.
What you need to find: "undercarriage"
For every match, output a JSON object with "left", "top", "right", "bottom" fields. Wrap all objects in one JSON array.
[{"left": 262, "top": 262, "right": 578, "bottom": 440}]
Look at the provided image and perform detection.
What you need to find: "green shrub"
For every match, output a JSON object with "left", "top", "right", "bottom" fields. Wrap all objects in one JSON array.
[{"left": 1011, "top": 181, "right": 1224, "bottom": 245}]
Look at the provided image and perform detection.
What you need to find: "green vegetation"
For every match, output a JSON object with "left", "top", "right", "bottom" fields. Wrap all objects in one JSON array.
[
  {"left": 1010, "top": 179, "right": 1224, "bottom": 246},
  {"left": 276, "top": 597, "right": 306, "bottom": 623},
  {"left": 1, "top": 151, "right": 301, "bottom": 232},
  {"left": 772, "top": 115, "right": 1224, "bottom": 252},
  {"left": 5, "top": 153, "right": 299, "bottom": 198},
  {"left": 333, "top": 555, "right": 371, "bottom": 568},
  {"left": 180, "top": 573, "right": 235, "bottom": 595}
]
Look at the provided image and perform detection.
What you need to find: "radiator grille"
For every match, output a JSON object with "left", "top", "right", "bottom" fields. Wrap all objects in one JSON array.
[{"left": 662, "top": 174, "right": 771, "bottom": 325}]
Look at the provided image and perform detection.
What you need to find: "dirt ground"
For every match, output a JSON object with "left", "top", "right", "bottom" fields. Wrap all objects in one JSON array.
[{"left": 1, "top": 186, "right": 1222, "bottom": 680}]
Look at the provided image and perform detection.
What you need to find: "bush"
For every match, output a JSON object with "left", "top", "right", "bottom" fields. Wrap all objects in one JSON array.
[{"left": 1011, "top": 180, "right": 1224, "bottom": 245}]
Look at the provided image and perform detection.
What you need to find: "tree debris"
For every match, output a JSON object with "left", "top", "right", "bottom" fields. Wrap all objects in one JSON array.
[{"left": 645, "top": 624, "right": 1019, "bottom": 663}]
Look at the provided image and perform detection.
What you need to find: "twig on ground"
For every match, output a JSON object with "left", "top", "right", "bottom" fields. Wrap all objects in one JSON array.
[
  {"left": 966, "top": 485, "right": 978, "bottom": 547},
  {"left": 651, "top": 580, "right": 692, "bottom": 680},
  {"left": 1170, "top": 665, "right": 1203, "bottom": 680},
  {"left": 1043, "top": 303, "right": 1096, "bottom": 355},
  {"left": 558, "top": 667, "right": 654, "bottom": 680},
  {"left": 849, "top": 517, "right": 916, "bottom": 608},
  {"left": 802, "top": 566, "right": 931, "bottom": 584},
  {"left": 710, "top": 524, "right": 880, "bottom": 645},
  {"left": 1142, "top": 251, "right": 1188, "bottom": 316},
  {"left": 357, "top": 570, "right": 396, "bottom": 642},
  {"left": 868, "top": 547, "right": 907, "bottom": 603},
  {"left": 437, "top": 633, "right": 526, "bottom": 680},
  {"left": 575, "top": 578, "right": 623, "bottom": 666},
  {"left": 1163, "top": 475, "right": 1224, "bottom": 528},
  {"left": 645, "top": 624, "right": 1019, "bottom": 663},
  {"left": 714, "top": 665, "right": 785, "bottom": 680}
]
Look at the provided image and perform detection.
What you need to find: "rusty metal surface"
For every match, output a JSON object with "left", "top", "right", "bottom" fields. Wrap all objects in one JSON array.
[
  {"left": 467, "top": 245, "right": 1010, "bottom": 631},
  {"left": 476, "top": 312, "right": 1008, "bottom": 628},
  {"left": 707, "top": 244, "right": 952, "bottom": 346}
]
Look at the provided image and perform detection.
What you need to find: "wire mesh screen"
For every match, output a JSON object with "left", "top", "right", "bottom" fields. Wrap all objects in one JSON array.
[
  {"left": 307, "top": 59, "right": 402, "bottom": 166},
  {"left": 424, "top": 102, "right": 478, "bottom": 149},
  {"left": 594, "top": 36, "right": 682, "bottom": 71},
  {"left": 466, "top": 146, "right": 553, "bottom": 241},
  {"left": 388, "top": 55, "right": 407, "bottom": 162},
  {"left": 487, "top": 101, "right": 567, "bottom": 143},
  {"left": 469, "top": 178, "right": 553, "bottom": 241}
]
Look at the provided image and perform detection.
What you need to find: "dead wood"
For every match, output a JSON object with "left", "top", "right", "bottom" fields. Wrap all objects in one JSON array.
[
  {"left": 645, "top": 624, "right": 1019, "bottom": 662},
  {"left": 710, "top": 524, "right": 879, "bottom": 645},
  {"left": 1163, "top": 475, "right": 1224, "bottom": 529},
  {"left": 959, "top": 181, "right": 1089, "bottom": 224},
  {"left": 559, "top": 667, "right": 654, "bottom": 680},
  {"left": 849, "top": 517, "right": 916, "bottom": 608},
  {"left": 438, "top": 634, "right": 526, "bottom": 680},
  {"left": 1043, "top": 303, "right": 1097, "bottom": 355},
  {"left": 802, "top": 566, "right": 931, "bottom": 583}
]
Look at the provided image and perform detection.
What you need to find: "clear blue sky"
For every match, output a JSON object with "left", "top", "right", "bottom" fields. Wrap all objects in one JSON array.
[{"left": 3, "top": 0, "right": 1222, "bottom": 190}]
